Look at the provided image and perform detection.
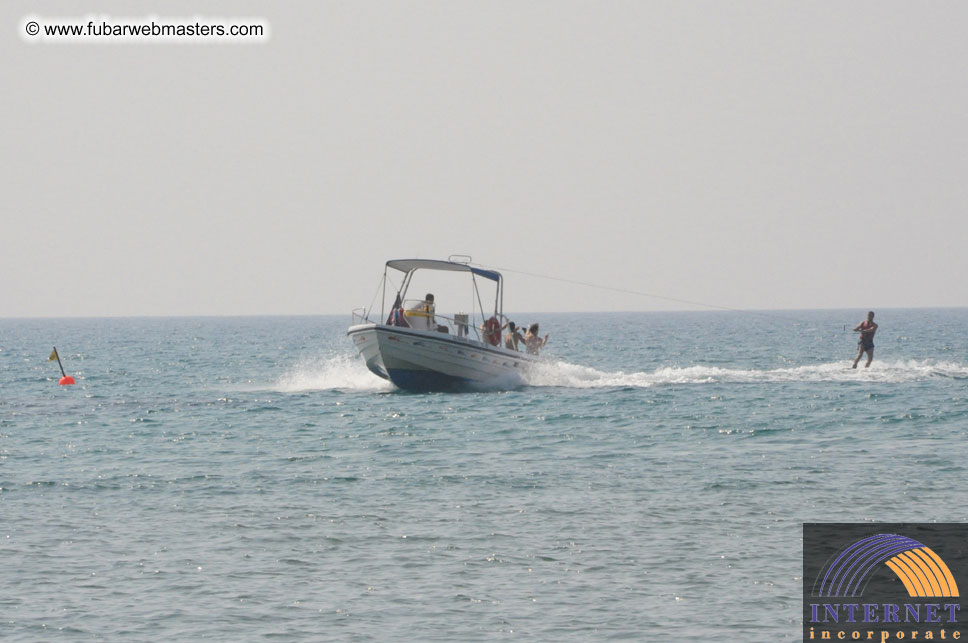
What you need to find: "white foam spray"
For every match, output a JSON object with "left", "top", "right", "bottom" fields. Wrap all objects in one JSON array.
[{"left": 273, "top": 354, "right": 394, "bottom": 393}]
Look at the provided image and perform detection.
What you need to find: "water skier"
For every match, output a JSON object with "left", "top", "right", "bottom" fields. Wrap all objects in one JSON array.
[{"left": 852, "top": 311, "right": 878, "bottom": 369}]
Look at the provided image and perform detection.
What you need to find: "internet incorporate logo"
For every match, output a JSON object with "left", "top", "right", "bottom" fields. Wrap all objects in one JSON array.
[
  {"left": 815, "top": 534, "right": 959, "bottom": 599},
  {"left": 803, "top": 524, "right": 966, "bottom": 642}
]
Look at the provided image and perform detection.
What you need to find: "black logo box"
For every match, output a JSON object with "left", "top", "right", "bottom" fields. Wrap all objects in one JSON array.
[{"left": 803, "top": 523, "right": 968, "bottom": 640}]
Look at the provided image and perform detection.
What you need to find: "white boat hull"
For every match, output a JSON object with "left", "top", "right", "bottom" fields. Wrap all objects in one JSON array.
[{"left": 347, "top": 323, "right": 534, "bottom": 391}]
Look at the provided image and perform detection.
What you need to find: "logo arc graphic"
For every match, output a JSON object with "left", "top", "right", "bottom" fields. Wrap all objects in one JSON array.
[{"left": 814, "top": 533, "right": 960, "bottom": 598}]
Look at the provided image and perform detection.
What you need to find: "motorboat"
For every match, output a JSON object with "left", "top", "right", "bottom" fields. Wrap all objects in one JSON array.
[{"left": 347, "top": 257, "right": 537, "bottom": 391}]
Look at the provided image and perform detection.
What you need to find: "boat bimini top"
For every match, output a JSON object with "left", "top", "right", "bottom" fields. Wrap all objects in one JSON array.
[{"left": 386, "top": 259, "right": 501, "bottom": 282}]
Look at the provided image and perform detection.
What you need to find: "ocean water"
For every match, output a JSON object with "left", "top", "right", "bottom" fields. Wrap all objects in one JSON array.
[{"left": 2, "top": 309, "right": 967, "bottom": 641}]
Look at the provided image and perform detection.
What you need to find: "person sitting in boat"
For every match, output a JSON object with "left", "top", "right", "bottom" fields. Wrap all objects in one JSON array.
[
  {"left": 525, "top": 323, "right": 549, "bottom": 355},
  {"left": 405, "top": 293, "right": 435, "bottom": 330},
  {"left": 481, "top": 316, "right": 502, "bottom": 346},
  {"left": 504, "top": 321, "right": 526, "bottom": 351},
  {"left": 386, "top": 293, "right": 410, "bottom": 327}
]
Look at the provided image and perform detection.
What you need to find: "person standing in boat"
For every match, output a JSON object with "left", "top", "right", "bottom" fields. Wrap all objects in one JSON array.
[
  {"left": 525, "top": 323, "right": 549, "bottom": 355},
  {"left": 851, "top": 311, "right": 878, "bottom": 369},
  {"left": 504, "top": 322, "right": 526, "bottom": 351}
]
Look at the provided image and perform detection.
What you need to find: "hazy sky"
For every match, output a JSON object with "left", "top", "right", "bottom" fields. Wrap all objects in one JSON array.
[{"left": 4, "top": 1, "right": 967, "bottom": 317}]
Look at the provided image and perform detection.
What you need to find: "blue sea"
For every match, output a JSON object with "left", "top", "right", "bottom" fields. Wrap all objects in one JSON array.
[{"left": 2, "top": 310, "right": 967, "bottom": 641}]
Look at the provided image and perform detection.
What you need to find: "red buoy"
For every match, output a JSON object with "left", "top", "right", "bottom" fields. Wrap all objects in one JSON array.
[{"left": 50, "top": 347, "right": 75, "bottom": 385}]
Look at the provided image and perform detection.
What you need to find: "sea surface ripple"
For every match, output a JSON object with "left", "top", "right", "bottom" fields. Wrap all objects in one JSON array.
[{"left": 1, "top": 310, "right": 967, "bottom": 641}]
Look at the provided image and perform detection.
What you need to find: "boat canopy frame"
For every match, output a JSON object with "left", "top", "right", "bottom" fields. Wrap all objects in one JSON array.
[{"left": 379, "top": 257, "right": 503, "bottom": 327}]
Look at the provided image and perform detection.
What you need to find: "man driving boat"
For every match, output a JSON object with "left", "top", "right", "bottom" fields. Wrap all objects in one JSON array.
[{"left": 406, "top": 293, "right": 436, "bottom": 330}]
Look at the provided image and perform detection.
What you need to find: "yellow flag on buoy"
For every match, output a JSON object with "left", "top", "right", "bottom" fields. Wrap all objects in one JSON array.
[{"left": 49, "top": 346, "right": 74, "bottom": 385}]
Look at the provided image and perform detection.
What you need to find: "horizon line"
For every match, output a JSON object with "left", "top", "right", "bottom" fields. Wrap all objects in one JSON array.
[{"left": 2, "top": 305, "right": 967, "bottom": 321}]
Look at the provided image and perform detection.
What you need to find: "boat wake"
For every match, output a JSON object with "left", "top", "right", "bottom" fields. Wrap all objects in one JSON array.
[
  {"left": 271, "top": 355, "right": 968, "bottom": 393},
  {"left": 274, "top": 355, "right": 394, "bottom": 392},
  {"left": 523, "top": 359, "right": 968, "bottom": 389}
]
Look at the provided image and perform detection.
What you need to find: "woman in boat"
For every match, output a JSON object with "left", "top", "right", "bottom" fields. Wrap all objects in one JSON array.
[
  {"left": 504, "top": 322, "right": 526, "bottom": 351},
  {"left": 524, "top": 323, "right": 549, "bottom": 355}
]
